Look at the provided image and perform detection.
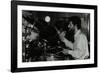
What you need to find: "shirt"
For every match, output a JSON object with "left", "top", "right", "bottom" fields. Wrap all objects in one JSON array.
[{"left": 68, "top": 30, "right": 89, "bottom": 59}]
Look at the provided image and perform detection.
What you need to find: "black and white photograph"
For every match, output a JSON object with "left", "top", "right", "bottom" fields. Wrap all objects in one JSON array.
[
  {"left": 22, "top": 11, "right": 90, "bottom": 62},
  {"left": 11, "top": 1, "right": 97, "bottom": 72}
]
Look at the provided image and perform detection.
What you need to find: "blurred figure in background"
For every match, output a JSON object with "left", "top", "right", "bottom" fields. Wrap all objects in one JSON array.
[
  {"left": 59, "top": 16, "right": 89, "bottom": 60},
  {"left": 28, "top": 28, "right": 44, "bottom": 61}
]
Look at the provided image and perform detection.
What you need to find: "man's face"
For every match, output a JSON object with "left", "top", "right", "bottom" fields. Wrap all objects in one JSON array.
[{"left": 68, "top": 21, "right": 75, "bottom": 31}]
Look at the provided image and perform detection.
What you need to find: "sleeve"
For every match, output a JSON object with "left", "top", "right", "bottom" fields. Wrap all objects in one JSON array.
[
  {"left": 63, "top": 38, "right": 73, "bottom": 50},
  {"left": 68, "top": 35, "right": 88, "bottom": 59}
]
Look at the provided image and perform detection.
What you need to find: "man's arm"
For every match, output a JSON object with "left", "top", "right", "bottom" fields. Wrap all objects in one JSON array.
[
  {"left": 63, "top": 38, "right": 73, "bottom": 50},
  {"left": 68, "top": 48, "right": 83, "bottom": 59},
  {"left": 59, "top": 31, "right": 73, "bottom": 50}
]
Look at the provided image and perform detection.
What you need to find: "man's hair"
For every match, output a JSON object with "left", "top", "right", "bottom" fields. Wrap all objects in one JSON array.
[{"left": 68, "top": 16, "right": 81, "bottom": 29}]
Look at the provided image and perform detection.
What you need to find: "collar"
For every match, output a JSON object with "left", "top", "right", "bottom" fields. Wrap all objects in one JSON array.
[{"left": 74, "top": 30, "right": 81, "bottom": 39}]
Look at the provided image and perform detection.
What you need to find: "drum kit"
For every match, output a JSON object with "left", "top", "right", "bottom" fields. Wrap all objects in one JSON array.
[
  {"left": 34, "top": 23, "right": 70, "bottom": 61},
  {"left": 40, "top": 38, "right": 68, "bottom": 61},
  {"left": 22, "top": 16, "right": 69, "bottom": 61}
]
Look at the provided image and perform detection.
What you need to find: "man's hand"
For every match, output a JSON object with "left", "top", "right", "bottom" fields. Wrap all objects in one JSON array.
[
  {"left": 62, "top": 49, "right": 69, "bottom": 55},
  {"left": 59, "top": 31, "right": 70, "bottom": 44},
  {"left": 59, "top": 31, "right": 73, "bottom": 50},
  {"left": 59, "top": 31, "right": 66, "bottom": 42}
]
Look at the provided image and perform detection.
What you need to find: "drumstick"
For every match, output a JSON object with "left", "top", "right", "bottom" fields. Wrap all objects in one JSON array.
[{"left": 53, "top": 26, "right": 59, "bottom": 34}]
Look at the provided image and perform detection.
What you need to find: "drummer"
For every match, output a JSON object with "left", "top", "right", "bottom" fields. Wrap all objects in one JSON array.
[{"left": 59, "top": 16, "right": 89, "bottom": 60}]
